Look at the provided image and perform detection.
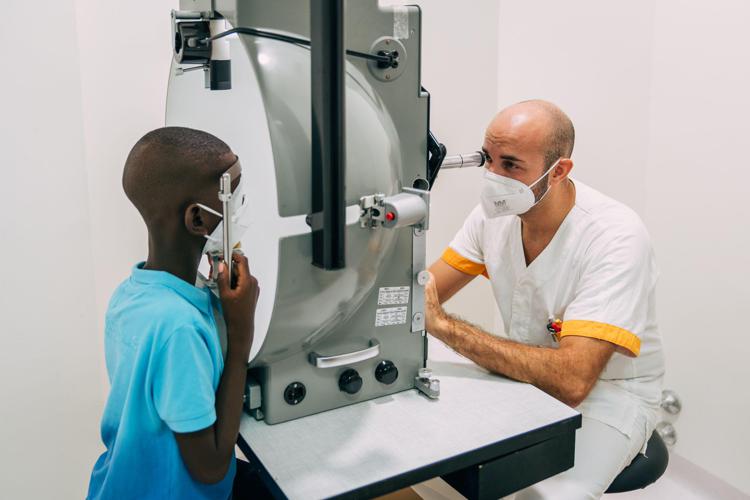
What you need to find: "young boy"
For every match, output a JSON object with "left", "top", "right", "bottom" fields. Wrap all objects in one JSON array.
[{"left": 87, "top": 127, "right": 260, "bottom": 499}]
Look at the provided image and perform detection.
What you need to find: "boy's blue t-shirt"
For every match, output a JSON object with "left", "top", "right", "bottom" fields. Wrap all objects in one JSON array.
[{"left": 87, "top": 263, "right": 235, "bottom": 500}]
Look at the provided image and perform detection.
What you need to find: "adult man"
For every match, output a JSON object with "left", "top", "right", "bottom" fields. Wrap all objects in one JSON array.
[{"left": 425, "top": 100, "right": 665, "bottom": 498}]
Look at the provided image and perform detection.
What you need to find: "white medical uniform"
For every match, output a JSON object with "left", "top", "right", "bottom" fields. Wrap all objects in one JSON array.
[{"left": 441, "top": 179, "right": 665, "bottom": 499}]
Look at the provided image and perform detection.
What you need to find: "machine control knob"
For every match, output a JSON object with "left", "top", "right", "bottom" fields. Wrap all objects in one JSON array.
[
  {"left": 339, "top": 369, "right": 363, "bottom": 394},
  {"left": 283, "top": 382, "right": 306, "bottom": 405},
  {"left": 375, "top": 360, "right": 399, "bottom": 385}
]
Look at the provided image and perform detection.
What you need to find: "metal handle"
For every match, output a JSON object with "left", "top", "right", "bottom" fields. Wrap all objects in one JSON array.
[{"left": 309, "top": 339, "right": 380, "bottom": 368}]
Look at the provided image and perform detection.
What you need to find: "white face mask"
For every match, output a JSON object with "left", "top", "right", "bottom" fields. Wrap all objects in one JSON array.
[
  {"left": 480, "top": 158, "right": 561, "bottom": 218},
  {"left": 197, "top": 174, "right": 250, "bottom": 257}
]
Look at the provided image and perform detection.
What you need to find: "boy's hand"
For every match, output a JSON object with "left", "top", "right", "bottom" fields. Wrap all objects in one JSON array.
[{"left": 216, "top": 252, "right": 259, "bottom": 359}]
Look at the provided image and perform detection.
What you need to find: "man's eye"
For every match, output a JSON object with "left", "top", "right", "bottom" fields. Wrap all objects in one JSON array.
[{"left": 502, "top": 161, "right": 516, "bottom": 170}]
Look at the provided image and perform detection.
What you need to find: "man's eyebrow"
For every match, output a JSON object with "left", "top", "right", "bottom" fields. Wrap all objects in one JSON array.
[{"left": 499, "top": 155, "right": 524, "bottom": 163}]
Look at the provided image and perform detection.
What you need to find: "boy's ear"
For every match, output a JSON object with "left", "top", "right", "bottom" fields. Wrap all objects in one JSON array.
[{"left": 184, "top": 203, "right": 211, "bottom": 237}]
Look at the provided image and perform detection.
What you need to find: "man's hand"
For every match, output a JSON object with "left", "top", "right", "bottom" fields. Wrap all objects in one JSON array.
[
  {"left": 216, "top": 252, "right": 259, "bottom": 360},
  {"left": 424, "top": 273, "right": 448, "bottom": 337}
]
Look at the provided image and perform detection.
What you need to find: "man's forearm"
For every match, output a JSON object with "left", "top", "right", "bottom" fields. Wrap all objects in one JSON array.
[{"left": 434, "top": 314, "right": 590, "bottom": 406}]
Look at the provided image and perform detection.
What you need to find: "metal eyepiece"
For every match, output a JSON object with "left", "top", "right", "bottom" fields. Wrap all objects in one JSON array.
[{"left": 440, "top": 151, "right": 486, "bottom": 170}]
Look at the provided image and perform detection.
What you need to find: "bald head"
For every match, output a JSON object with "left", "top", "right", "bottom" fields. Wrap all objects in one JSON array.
[
  {"left": 486, "top": 100, "right": 575, "bottom": 169},
  {"left": 123, "top": 127, "right": 236, "bottom": 228}
]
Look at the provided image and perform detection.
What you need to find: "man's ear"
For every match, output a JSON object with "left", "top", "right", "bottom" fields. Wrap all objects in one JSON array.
[
  {"left": 552, "top": 158, "right": 574, "bottom": 184},
  {"left": 184, "top": 203, "right": 211, "bottom": 237}
]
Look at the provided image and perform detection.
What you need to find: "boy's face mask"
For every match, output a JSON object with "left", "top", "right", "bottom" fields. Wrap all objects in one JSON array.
[{"left": 480, "top": 158, "right": 561, "bottom": 218}]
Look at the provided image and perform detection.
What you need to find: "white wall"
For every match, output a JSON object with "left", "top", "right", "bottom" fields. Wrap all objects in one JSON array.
[
  {"left": 645, "top": 0, "right": 750, "bottom": 492},
  {"left": 0, "top": 1, "right": 177, "bottom": 498},
  {"left": 74, "top": 0, "right": 179, "bottom": 355},
  {"left": 0, "top": 1, "right": 103, "bottom": 498},
  {"left": 496, "top": 0, "right": 750, "bottom": 493},
  {"left": 497, "top": 0, "right": 656, "bottom": 214},
  {"left": 382, "top": 0, "right": 500, "bottom": 332}
]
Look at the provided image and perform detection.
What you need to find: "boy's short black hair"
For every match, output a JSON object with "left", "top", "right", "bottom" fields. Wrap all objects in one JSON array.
[{"left": 123, "top": 127, "right": 234, "bottom": 227}]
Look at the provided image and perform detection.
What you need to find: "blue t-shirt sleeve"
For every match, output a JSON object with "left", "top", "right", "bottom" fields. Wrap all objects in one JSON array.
[{"left": 152, "top": 328, "right": 217, "bottom": 433}]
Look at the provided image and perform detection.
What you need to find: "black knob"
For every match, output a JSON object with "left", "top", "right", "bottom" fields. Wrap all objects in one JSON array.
[
  {"left": 375, "top": 360, "right": 399, "bottom": 385},
  {"left": 284, "top": 382, "right": 306, "bottom": 405},
  {"left": 339, "top": 369, "right": 363, "bottom": 394}
]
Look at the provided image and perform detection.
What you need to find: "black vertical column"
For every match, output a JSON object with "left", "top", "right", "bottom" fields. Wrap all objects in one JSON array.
[{"left": 310, "top": 0, "right": 346, "bottom": 270}]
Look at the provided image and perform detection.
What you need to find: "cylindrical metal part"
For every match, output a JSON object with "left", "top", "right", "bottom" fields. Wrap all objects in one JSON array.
[
  {"left": 382, "top": 192, "right": 427, "bottom": 229},
  {"left": 441, "top": 151, "right": 486, "bottom": 170},
  {"left": 209, "top": 19, "right": 231, "bottom": 90},
  {"left": 172, "top": 10, "right": 204, "bottom": 20},
  {"left": 220, "top": 173, "right": 232, "bottom": 277},
  {"left": 209, "top": 60, "right": 232, "bottom": 90}
]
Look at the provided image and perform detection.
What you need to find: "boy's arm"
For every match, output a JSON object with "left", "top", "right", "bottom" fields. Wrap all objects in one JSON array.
[{"left": 175, "top": 254, "right": 259, "bottom": 484}]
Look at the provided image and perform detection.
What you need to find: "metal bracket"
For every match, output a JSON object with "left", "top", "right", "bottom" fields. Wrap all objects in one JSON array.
[
  {"left": 244, "top": 375, "right": 264, "bottom": 420},
  {"left": 411, "top": 226, "right": 427, "bottom": 332},
  {"left": 408, "top": 187, "right": 429, "bottom": 332},
  {"left": 368, "top": 37, "right": 407, "bottom": 82},
  {"left": 415, "top": 368, "right": 440, "bottom": 399},
  {"left": 359, "top": 193, "right": 386, "bottom": 228}
]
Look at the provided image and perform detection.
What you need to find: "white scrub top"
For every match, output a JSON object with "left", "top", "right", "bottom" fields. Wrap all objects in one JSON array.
[{"left": 442, "top": 179, "right": 665, "bottom": 438}]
